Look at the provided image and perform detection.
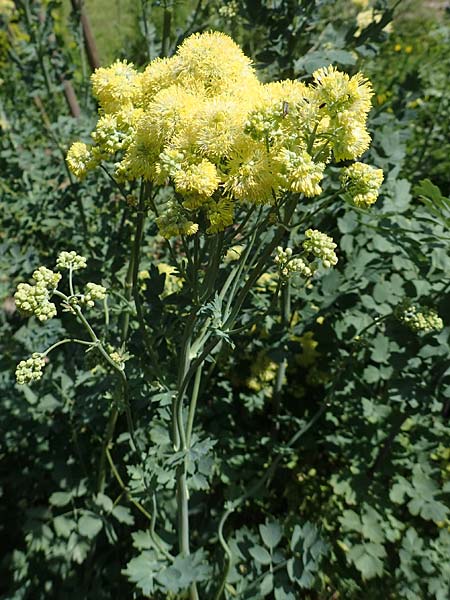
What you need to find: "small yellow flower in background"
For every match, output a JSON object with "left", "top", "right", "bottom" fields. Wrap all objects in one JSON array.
[
  {"left": 356, "top": 9, "right": 393, "bottom": 37},
  {"left": 246, "top": 351, "right": 278, "bottom": 396},
  {"left": 255, "top": 272, "right": 278, "bottom": 293},
  {"left": 405, "top": 45, "right": 413, "bottom": 54},
  {"left": 157, "top": 263, "right": 183, "bottom": 297},
  {"left": 138, "top": 270, "right": 150, "bottom": 291},
  {"left": 297, "top": 331, "right": 320, "bottom": 368}
]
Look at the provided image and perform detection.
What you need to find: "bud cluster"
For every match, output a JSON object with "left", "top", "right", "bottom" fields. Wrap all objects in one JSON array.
[
  {"left": 83, "top": 282, "right": 107, "bottom": 307},
  {"left": 340, "top": 162, "right": 384, "bottom": 208},
  {"left": 395, "top": 302, "right": 444, "bottom": 333},
  {"left": 302, "top": 229, "right": 338, "bottom": 269},
  {"left": 218, "top": 0, "right": 239, "bottom": 18},
  {"left": 15, "top": 353, "right": 46, "bottom": 385},
  {"left": 56, "top": 251, "right": 87, "bottom": 271},
  {"left": 14, "top": 267, "right": 61, "bottom": 322},
  {"left": 274, "top": 246, "right": 312, "bottom": 279}
]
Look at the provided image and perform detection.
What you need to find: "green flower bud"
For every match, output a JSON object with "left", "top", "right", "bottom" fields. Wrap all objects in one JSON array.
[
  {"left": 56, "top": 251, "right": 87, "bottom": 271},
  {"left": 83, "top": 282, "right": 107, "bottom": 307},
  {"left": 14, "top": 267, "right": 59, "bottom": 322},
  {"left": 274, "top": 246, "right": 312, "bottom": 279},
  {"left": 395, "top": 301, "right": 444, "bottom": 333},
  {"left": 15, "top": 353, "right": 46, "bottom": 385},
  {"left": 303, "top": 229, "right": 338, "bottom": 269}
]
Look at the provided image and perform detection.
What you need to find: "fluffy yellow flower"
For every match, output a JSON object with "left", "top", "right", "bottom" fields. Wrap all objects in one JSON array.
[
  {"left": 171, "top": 31, "right": 259, "bottom": 97},
  {"left": 341, "top": 162, "right": 384, "bottom": 208},
  {"left": 174, "top": 159, "right": 220, "bottom": 199},
  {"left": 140, "top": 57, "right": 177, "bottom": 104},
  {"left": 194, "top": 97, "right": 250, "bottom": 159},
  {"left": 331, "top": 112, "right": 372, "bottom": 161},
  {"left": 312, "top": 66, "right": 373, "bottom": 121},
  {"left": 224, "top": 137, "right": 278, "bottom": 204},
  {"left": 297, "top": 331, "right": 320, "bottom": 367},
  {"left": 66, "top": 142, "right": 97, "bottom": 179},
  {"left": 91, "top": 60, "right": 141, "bottom": 114},
  {"left": 276, "top": 149, "right": 325, "bottom": 197}
]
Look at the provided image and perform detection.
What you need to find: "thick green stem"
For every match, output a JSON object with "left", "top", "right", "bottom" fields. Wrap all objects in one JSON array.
[
  {"left": 272, "top": 281, "right": 291, "bottom": 419},
  {"left": 174, "top": 319, "right": 200, "bottom": 598},
  {"left": 131, "top": 184, "right": 160, "bottom": 370},
  {"left": 186, "top": 364, "right": 203, "bottom": 447}
]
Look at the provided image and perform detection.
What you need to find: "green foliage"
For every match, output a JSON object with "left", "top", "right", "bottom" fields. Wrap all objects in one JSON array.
[{"left": 1, "top": 1, "right": 450, "bottom": 599}]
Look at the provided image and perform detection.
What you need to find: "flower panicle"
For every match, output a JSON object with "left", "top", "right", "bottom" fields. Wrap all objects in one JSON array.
[{"left": 66, "top": 31, "right": 381, "bottom": 237}]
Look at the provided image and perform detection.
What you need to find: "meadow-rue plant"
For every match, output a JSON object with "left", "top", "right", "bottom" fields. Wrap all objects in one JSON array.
[
  {"left": 5, "top": 2, "right": 450, "bottom": 598},
  {"left": 15, "top": 30, "right": 386, "bottom": 600}
]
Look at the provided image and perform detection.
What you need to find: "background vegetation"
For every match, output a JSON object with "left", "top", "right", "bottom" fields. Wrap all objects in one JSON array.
[{"left": 1, "top": 0, "right": 450, "bottom": 598}]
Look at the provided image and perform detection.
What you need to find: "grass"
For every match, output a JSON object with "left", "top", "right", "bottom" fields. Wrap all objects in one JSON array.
[{"left": 61, "top": 0, "right": 139, "bottom": 65}]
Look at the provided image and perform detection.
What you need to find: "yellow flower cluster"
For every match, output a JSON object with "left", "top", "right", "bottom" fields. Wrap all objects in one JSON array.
[
  {"left": 67, "top": 31, "right": 379, "bottom": 237},
  {"left": 341, "top": 162, "right": 384, "bottom": 208},
  {"left": 0, "top": 0, "right": 15, "bottom": 20},
  {"left": 246, "top": 351, "right": 278, "bottom": 396}
]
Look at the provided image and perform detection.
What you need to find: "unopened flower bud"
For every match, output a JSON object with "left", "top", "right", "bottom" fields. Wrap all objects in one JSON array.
[
  {"left": 15, "top": 353, "right": 46, "bottom": 385},
  {"left": 56, "top": 251, "right": 87, "bottom": 271}
]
